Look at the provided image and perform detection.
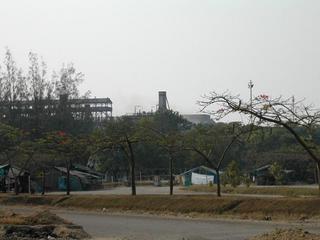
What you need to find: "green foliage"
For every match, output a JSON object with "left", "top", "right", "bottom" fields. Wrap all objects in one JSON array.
[
  {"left": 208, "top": 181, "right": 214, "bottom": 187},
  {"left": 224, "top": 160, "right": 241, "bottom": 188},
  {"left": 269, "top": 162, "right": 285, "bottom": 185},
  {"left": 241, "top": 174, "right": 251, "bottom": 188},
  {"left": 0, "top": 123, "right": 23, "bottom": 154},
  {"left": 221, "top": 173, "right": 228, "bottom": 187},
  {"left": 184, "top": 122, "right": 244, "bottom": 170}
]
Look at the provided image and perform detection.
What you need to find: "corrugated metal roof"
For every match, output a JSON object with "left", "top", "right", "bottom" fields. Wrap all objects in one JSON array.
[
  {"left": 179, "top": 165, "right": 217, "bottom": 176},
  {"left": 54, "top": 167, "right": 101, "bottom": 180},
  {"left": 0, "top": 164, "right": 10, "bottom": 169}
]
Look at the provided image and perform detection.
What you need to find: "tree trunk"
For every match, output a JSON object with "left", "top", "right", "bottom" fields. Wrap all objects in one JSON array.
[
  {"left": 1, "top": 177, "right": 6, "bottom": 193},
  {"left": 317, "top": 162, "right": 320, "bottom": 194},
  {"left": 14, "top": 176, "right": 19, "bottom": 195},
  {"left": 216, "top": 169, "right": 221, "bottom": 197},
  {"left": 66, "top": 161, "right": 70, "bottom": 195},
  {"left": 169, "top": 153, "right": 173, "bottom": 196},
  {"left": 42, "top": 170, "right": 46, "bottom": 195},
  {"left": 130, "top": 161, "right": 136, "bottom": 196},
  {"left": 127, "top": 141, "right": 136, "bottom": 196}
]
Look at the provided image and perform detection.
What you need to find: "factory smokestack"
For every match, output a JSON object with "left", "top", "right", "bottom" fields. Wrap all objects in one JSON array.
[{"left": 158, "top": 91, "right": 167, "bottom": 111}]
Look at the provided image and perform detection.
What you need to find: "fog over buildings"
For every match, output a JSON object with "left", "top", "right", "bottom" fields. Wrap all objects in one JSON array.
[{"left": 0, "top": 0, "right": 319, "bottom": 117}]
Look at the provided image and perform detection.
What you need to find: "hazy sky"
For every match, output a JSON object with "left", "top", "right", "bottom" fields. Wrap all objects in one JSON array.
[{"left": 0, "top": 0, "right": 319, "bottom": 116}]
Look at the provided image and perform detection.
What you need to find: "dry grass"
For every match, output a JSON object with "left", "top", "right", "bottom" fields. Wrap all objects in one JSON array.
[
  {"left": 1, "top": 194, "right": 320, "bottom": 220},
  {"left": 24, "top": 210, "right": 70, "bottom": 225},
  {"left": 0, "top": 210, "right": 68, "bottom": 225},
  {"left": 0, "top": 211, "right": 25, "bottom": 225},
  {"left": 0, "top": 210, "right": 90, "bottom": 240},
  {"left": 56, "top": 195, "right": 244, "bottom": 215},
  {"left": 184, "top": 185, "right": 320, "bottom": 197}
]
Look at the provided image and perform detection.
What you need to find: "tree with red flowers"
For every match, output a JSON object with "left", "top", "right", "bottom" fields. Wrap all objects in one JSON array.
[
  {"left": 42, "top": 131, "right": 89, "bottom": 195},
  {"left": 200, "top": 91, "right": 320, "bottom": 192}
]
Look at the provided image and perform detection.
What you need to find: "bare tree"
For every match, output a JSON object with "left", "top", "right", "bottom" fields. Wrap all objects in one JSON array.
[
  {"left": 200, "top": 91, "right": 320, "bottom": 191},
  {"left": 3, "top": 48, "right": 19, "bottom": 103},
  {"left": 53, "top": 63, "right": 84, "bottom": 99},
  {"left": 28, "top": 52, "right": 48, "bottom": 101}
]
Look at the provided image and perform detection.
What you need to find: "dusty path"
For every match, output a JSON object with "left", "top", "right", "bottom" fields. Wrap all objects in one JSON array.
[{"left": 2, "top": 206, "right": 319, "bottom": 240}]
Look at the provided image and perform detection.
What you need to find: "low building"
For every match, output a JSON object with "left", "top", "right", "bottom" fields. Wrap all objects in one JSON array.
[
  {"left": 178, "top": 166, "right": 218, "bottom": 186},
  {"left": 0, "top": 164, "right": 30, "bottom": 193},
  {"left": 42, "top": 164, "right": 103, "bottom": 192},
  {"left": 253, "top": 164, "right": 295, "bottom": 185},
  {"left": 182, "top": 114, "right": 214, "bottom": 125}
]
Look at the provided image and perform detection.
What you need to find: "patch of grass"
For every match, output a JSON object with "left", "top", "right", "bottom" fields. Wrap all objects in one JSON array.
[
  {"left": 55, "top": 195, "right": 244, "bottom": 214},
  {"left": 0, "top": 194, "right": 67, "bottom": 206}
]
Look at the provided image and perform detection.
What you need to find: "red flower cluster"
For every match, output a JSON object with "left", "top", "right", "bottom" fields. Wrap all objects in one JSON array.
[
  {"left": 259, "top": 94, "right": 269, "bottom": 100},
  {"left": 57, "top": 131, "right": 66, "bottom": 137},
  {"left": 60, "top": 140, "right": 68, "bottom": 145}
]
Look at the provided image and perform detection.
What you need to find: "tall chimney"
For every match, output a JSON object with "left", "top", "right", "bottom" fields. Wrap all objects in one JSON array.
[{"left": 158, "top": 91, "right": 167, "bottom": 111}]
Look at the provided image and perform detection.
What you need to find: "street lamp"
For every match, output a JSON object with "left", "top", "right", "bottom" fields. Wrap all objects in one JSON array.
[
  {"left": 248, "top": 80, "right": 254, "bottom": 108},
  {"left": 248, "top": 80, "right": 254, "bottom": 122}
]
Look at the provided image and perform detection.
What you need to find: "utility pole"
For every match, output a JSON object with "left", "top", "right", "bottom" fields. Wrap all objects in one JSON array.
[
  {"left": 248, "top": 80, "right": 254, "bottom": 122},
  {"left": 292, "top": 95, "right": 295, "bottom": 122}
]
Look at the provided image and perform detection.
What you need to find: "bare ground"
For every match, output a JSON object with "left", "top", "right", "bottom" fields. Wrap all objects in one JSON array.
[{"left": 249, "top": 228, "right": 320, "bottom": 240}]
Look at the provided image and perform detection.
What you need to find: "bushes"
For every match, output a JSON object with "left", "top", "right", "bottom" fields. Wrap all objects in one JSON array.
[{"left": 222, "top": 161, "right": 241, "bottom": 188}]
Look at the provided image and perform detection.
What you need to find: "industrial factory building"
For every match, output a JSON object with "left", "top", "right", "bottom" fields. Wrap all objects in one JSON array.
[
  {"left": 182, "top": 114, "right": 214, "bottom": 125},
  {"left": 158, "top": 91, "right": 214, "bottom": 125}
]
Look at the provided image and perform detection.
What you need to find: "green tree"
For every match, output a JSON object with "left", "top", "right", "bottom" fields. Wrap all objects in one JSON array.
[
  {"left": 142, "top": 110, "right": 191, "bottom": 195},
  {"left": 184, "top": 123, "right": 251, "bottom": 196},
  {"left": 224, "top": 160, "right": 241, "bottom": 188},
  {"left": 95, "top": 117, "right": 141, "bottom": 195},
  {"left": 0, "top": 124, "right": 39, "bottom": 194},
  {"left": 42, "top": 131, "right": 89, "bottom": 195},
  {"left": 269, "top": 162, "right": 284, "bottom": 185}
]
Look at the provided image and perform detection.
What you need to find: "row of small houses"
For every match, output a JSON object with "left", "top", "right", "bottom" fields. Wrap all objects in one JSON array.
[
  {"left": 0, "top": 163, "right": 295, "bottom": 193},
  {"left": 0, "top": 164, "right": 104, "bottom": 193},
  {"left": 178, "top": 165, "right": 295, "bottom": 186}
]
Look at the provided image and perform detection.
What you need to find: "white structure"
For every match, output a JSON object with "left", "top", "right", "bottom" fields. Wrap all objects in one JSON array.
[
  {"left": 191, "top": 172, "right": 214, "bottom": 185},
  {"left": 182, "top": 114, "right": 214, "bottom": 125}
]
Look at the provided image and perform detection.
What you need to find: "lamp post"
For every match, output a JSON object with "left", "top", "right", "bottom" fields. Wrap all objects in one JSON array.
[
  {"left": 292, "top": 95, "right": 295, "bottom": 122},
  {"left": 248, "top": 80, "right": 254, "bottom": 122}
]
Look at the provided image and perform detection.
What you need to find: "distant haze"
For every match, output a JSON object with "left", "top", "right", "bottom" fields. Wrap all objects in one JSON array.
[{"left": 0, "top": 0, "right": 319, "bottom": 116}]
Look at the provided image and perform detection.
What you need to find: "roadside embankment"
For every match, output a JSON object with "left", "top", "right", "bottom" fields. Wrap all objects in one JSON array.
[
  {"left": 183, "top": 185, "right": 320, "bottom": 197},
  {"left": 0, "top": 194, "right": 320, "bottom": 221},
  {"left": 249, "top": 228, "right": 320, "bottom": 240}
]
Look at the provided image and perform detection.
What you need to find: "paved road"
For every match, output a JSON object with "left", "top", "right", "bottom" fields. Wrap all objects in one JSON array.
[
  {"left": 57, "top": 211, "right": 319, "bottom": 240},
  {"left": 2, "top": 206, "right": 320, "bottom": 240}
]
